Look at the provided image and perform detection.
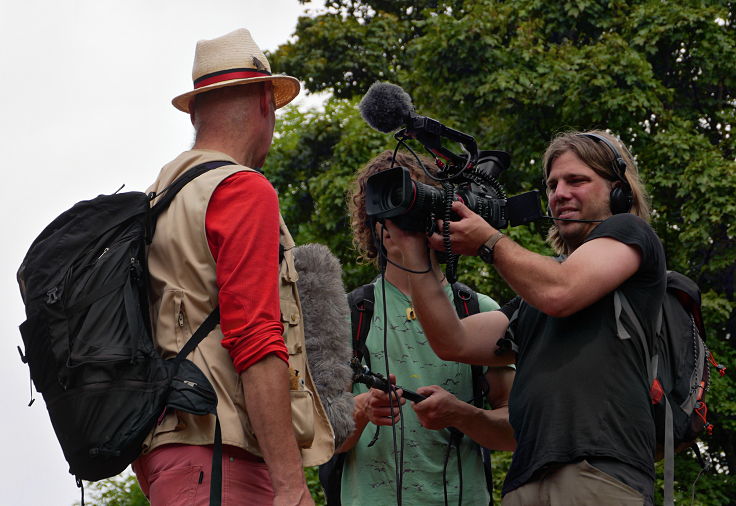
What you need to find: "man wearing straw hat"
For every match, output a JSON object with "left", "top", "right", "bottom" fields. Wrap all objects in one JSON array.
[{"left": 132, "top": 28, "right": 334, "bottom": 505}]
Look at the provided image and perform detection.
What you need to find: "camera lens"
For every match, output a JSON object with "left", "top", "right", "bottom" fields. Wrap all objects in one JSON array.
[{"left": 389, "top": 186, "right": 405, "bottom": 208}]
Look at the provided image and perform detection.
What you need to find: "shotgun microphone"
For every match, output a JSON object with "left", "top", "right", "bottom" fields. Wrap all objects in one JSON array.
[
  {"left": 358, "top": 82, "right": 479, "bottom": 163},
  {"left": 358, "top": 82, "right": 415, "bottom": 133}
]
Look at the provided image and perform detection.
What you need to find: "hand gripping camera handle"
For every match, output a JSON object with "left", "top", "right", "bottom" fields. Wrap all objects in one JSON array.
[{"left": 351, "top": 362, "right": 426, "bottom": 402}]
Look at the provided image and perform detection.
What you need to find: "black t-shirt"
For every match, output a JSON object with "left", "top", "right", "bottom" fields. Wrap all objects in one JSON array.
[{"left": 502, "top": 213, "right": 666, "bottom": 496}]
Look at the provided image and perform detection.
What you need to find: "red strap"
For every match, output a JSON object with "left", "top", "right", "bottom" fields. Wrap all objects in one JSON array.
[
  {"left": 708, "top": 352, "right": 727, "bottom": 376},
  {"left": 650, "top": 378, "right": 664, "bottom": 404},
  {"left": 195, "top": 69, "right": 271, "bottom": 89},
  {"left": 354, "top": 308, "right": 365, "bottom": 357},
  {"left": 694, "top": 401, "right": 708, "bottom": 426}
]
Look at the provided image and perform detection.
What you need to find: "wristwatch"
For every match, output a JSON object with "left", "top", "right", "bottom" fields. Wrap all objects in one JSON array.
[{"left": 478, "top": 231, "right": 505, "bottom": 264}]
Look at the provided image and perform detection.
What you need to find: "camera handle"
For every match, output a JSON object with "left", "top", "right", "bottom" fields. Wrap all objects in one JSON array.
[
  {"left": 350, "top": 360, "right": 467, "bottom": 436},
  {"left": 404, "top": 114, "right": 478, "bottom": 173},
  {"left": 351, "top": 359, "right": 426, "bottom": 403}
]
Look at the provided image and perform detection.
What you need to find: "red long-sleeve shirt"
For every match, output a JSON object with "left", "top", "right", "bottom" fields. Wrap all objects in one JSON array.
[{"left": 205, "top": 170, "right": 289, "bottom": 374}]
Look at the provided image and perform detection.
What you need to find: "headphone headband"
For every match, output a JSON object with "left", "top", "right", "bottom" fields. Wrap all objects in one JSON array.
[
  {"left": 578, "top": 132, "right": 627, "bottom": 182},
  {"left": 577, "top": 132, "right": 632, "bottom": 214}
]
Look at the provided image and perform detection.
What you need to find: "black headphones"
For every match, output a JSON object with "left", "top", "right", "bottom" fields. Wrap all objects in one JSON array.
[{"left": 578, "top": 133, "right": 633, "bottom": 214}]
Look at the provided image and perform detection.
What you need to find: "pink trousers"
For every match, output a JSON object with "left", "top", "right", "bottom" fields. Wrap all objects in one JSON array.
[{"left": 133, "top": 444, "right": 274, "bottom": 505}]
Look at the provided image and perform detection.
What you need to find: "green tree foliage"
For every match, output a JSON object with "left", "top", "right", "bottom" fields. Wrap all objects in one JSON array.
[
  {"left": 306, "top": 466, "right": 327, "bottom": 505},
  {"left": 76, "top": 473, "right": 148, "bottom": 506},
  {"left": 269, "top": 97, "right": 395, "bottom": 285},
  {"left": 269, "top": 0, "right": 735, "bottom": 503}
]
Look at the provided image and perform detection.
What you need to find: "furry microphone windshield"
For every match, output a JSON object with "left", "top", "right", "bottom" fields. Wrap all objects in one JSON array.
[
  {"left": 358, "top": 82, "right": 415, "bottom": 133},
  {"left": 293, "top": 243, "right": 355, "bottom": 449}
]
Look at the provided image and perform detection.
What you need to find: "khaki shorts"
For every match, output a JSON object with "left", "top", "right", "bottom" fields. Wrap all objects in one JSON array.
[{"left": 502, "top": 460, "right": 645, "bottom": 506}]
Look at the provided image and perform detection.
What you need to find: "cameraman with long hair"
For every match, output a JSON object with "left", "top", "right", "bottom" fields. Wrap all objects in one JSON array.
[
  {"left": 335, "top": 150, "right": 515, "bottom": 505},
  {"left": 386, "top": 131, "right": 664, "bottom": 506}
]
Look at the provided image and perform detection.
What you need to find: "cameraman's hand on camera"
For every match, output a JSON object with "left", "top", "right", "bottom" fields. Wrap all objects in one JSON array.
[
  {"left": 355, "top": 374, "right": 406, "bottom": 427},
  {"left": 411, "top": 385, "right": 464, "bottom": 430},
  {"left": 429, "top": 201, "right": 496, "bottom": 256}
]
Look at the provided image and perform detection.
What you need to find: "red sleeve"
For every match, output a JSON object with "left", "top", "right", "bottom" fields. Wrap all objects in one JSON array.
[{"left": 205, "top": 170, "right": 288, "bottom": 374}]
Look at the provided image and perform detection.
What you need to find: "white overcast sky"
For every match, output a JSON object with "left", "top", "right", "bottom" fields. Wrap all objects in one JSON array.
[{"left": 0, "top": 1, "right": 325, "bottom": 504}]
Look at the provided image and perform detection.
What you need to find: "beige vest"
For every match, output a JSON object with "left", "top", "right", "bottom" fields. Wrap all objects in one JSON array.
[{"left": 143, "top": 149, "right": 334, "bottom": 466}]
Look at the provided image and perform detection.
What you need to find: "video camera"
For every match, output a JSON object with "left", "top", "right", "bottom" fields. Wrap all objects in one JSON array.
[{"left": 359, "top": 82, "right": 542, "bottom": 233}]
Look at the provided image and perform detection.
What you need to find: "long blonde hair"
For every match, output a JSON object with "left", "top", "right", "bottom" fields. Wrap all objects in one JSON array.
[{"left": 542, "top": 130, "right": 650, "bottom": 255}]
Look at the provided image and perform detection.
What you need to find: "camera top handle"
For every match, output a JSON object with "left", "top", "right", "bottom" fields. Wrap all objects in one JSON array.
[{"left": 403, "top": 114, "right": 478, "bottom": 174}]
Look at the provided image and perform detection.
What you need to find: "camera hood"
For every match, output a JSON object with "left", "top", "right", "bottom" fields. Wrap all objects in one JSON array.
[{"left": 365, "top": 166, "right": 415, "bottom": 218}]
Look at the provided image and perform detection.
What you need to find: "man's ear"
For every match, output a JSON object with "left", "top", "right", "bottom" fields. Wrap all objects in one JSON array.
[
  {"left": 189, "top": 101, "right": 196, "bottom": 126},
  {"left": 260, "top": 83, "right": 274, "bottom": 116}
]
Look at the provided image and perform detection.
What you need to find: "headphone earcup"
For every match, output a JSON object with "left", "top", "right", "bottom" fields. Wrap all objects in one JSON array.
[{"left": 609, "top": 185, "right": 633, "bottom": 215}]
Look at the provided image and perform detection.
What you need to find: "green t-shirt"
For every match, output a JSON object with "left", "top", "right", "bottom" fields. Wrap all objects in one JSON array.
[{"left": 341, "top": 278, "right": 499, "bottom": 505}]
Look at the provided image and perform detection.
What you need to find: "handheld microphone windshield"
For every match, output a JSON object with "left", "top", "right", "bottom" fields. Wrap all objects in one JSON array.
[{"left": 358, "top": 82, "right": 415, "bottom": 133}]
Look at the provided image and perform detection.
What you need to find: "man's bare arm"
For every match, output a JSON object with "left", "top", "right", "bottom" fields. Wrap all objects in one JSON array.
[
  {"left": 242, "top": 354, "right": 314, "bottom": 506},
  {"left": 413, "top": 366, "right": 515, "bottom": 451},
  {"left": 385, "top": 221, "right": 512, "bottom": 365},
  {"left": 429, "top": 201, "right": 642, "bottom": 317}
]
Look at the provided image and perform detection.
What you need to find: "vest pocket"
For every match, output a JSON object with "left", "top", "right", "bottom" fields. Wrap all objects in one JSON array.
[
  {"left": 280, "top": 300, "right": 302, "bottom": 355},
  {"left": 280, "top": 298, "right": 315, "bottom": 448},
  {"left": 169, "top": 290, "right": 193, "bottom": 350},
  {"left": 290, "top": 389, "right": 315, "bottom": 448}
]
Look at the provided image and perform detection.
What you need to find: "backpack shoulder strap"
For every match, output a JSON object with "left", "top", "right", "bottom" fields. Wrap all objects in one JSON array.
[
  {"left": 451, "top": 281, "right": 494, "bottom": 501},
  {"left": 450, "top": 282, "right": 485, "bottom": 405},
  {"left": 615, "top": 284, "right": 677, "bottom": 506},
  {"left": 150, "top": 160, "right": 235, "bottom": 216},
  {"left": 175, "top": 307, "right": 221, "bottom": 362},
  {"left": 147, "top": 160, "right": 235, "bottom": 240},
  {"left": 614, "top": 289, "right": 656, "bottom": 382},
  {"left": 348, "top": 282, "right": 376, "bottom": 370},
  {"left": 451, "top": 281, "right": 480, "bottom": 319}
]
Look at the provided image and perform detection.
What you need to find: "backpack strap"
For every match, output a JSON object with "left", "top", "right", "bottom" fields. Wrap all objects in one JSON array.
[
  {"left": 614, "top": 290, "right": 655, "bottom": 382},
  {"left": 319, "top": 282, "right": 376, "bottom": 506},
  {"left": 451, "top": 281, "right": 480, "bottom": 319},
  {"left": 210, "top": 418, "right": 223, "bottom": 506},
  {"left": 147, "top": 160, "right": 234, "bottom": 240},
  {"left": 172, "top": 306, "right": 223, "bottom": 506},
  {"left": 450, "top": 282, "right": 485, "bottom": 407},
  {"left": 450, "top": 282, "right": 488, "bottom": 406},
  {"left": 150, "top": 160, "right": 235, "bottom": 215},
  {"left": 348, "top": 283, "right": 376, "bottom": 370},
  {"left": 451, "top": 281, "right": 494, "bottom": 504},
  {"left": 175, "top": 307, "right": 221, "bottom": 362},
  {"left": 615, "top": 289, "right": 674, "bottom": 506}
]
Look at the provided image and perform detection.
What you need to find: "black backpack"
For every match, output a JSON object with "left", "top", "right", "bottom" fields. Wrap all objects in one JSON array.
[
  {"left": 616, "top": 270, "right": 726, "bottom": 505},
  {"left": 16, "top": 161, "right": 232, "bottom": 505},
  {"left": 319, "top": 280, "right": 492, "bottom": 505}
]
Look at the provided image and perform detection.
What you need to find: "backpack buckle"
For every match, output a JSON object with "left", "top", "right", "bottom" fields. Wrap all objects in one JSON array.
[
  {"left": 46, "top": 287, "right": 60, "bottom": 305},
  {"left": 356, "top": 299, "right": 373, "bottom": 313},
  {"left": 456, "top": 288, "right": 472, "bottom": 302}
]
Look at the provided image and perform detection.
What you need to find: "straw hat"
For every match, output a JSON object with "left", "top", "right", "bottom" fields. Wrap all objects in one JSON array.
[{"left": 172, "top": 28, "right": 300, "bottom": 113}]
